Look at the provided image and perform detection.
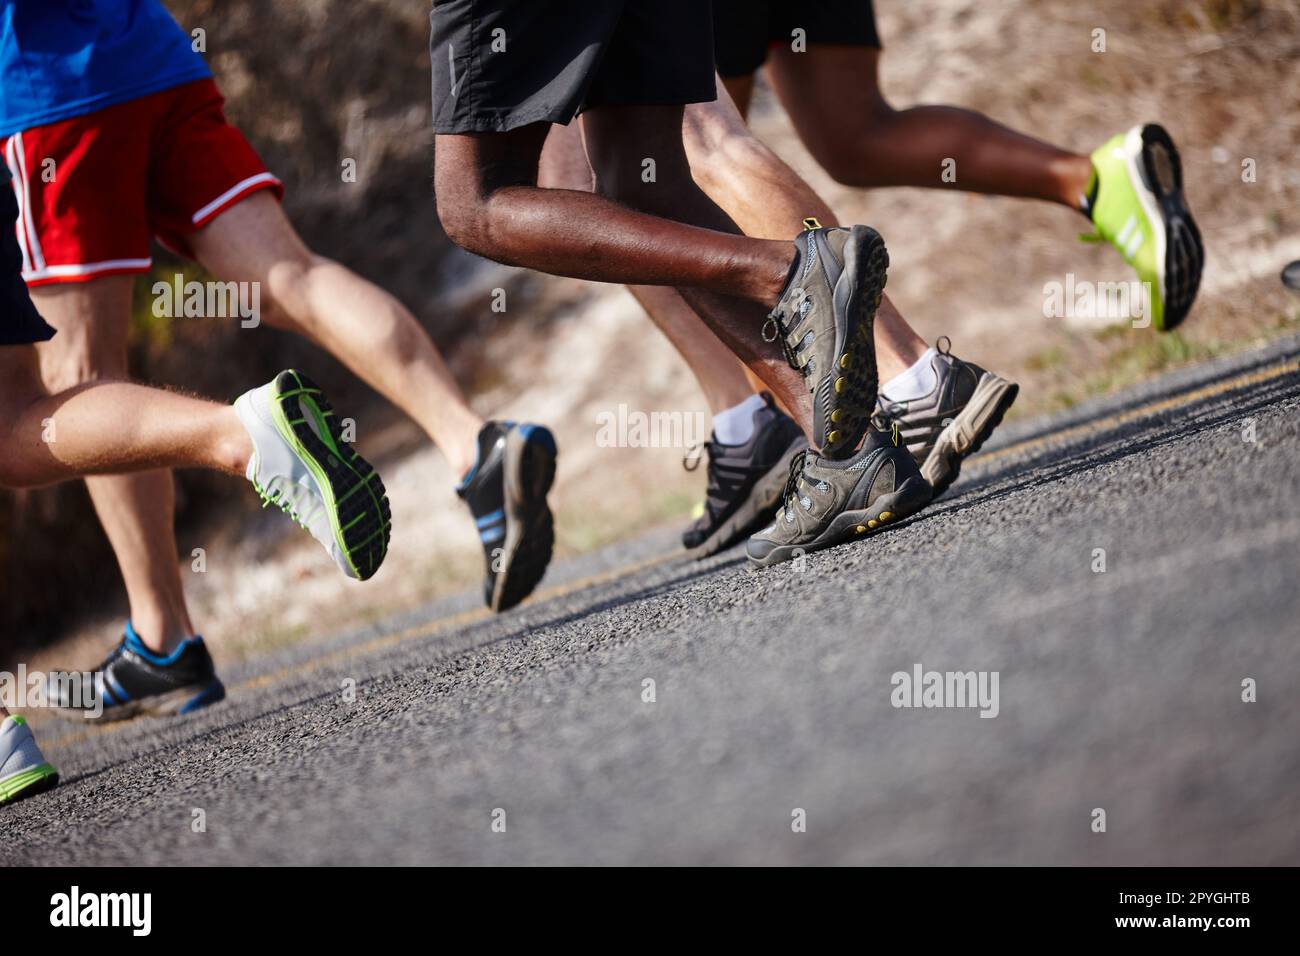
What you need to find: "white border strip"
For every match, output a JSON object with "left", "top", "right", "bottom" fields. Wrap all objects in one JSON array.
[
  {"left": 190, "top": 171, "right": 279, "bottom": 225},
  {"left": 23, "top": 258, "right": 152, "bottom": 282},
  {"left": 12, "top": 132, "right": 46, "bottom": 270},
  {"left": 3, "top": 136, "right": 32, "bottom": 275}
]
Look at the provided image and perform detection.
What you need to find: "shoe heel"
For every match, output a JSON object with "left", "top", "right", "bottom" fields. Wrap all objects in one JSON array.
[
  {"left": 923, "top": 374, "right": 1018, "bottom": 497},
  {"left": 507, "top": 426, "right": 557, "bottom": 507}
]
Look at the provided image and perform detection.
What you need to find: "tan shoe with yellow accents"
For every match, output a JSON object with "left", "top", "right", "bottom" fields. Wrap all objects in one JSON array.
[
  {"left": 746, "top": 423, "right": 933, "bottom": 568},
  {"left": 763, "top": 219, "right": 890, "bottom": 459}
]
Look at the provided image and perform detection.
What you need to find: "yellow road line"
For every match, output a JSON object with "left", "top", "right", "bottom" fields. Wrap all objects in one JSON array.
[{"left": 975, "top": 356, "right": 1300, "bottom": 467}]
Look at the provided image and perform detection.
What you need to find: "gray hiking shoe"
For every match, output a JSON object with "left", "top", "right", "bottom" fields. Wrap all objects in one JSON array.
[
  {"left": 874, "top": 339, "right": 1019, "bottom": 500},
  {"left": 763, "top": 219, "right": 889, "bottom": 459},
  {"left": 682, "top": 394, "right": 807, "bottom": 558},
  {"left": 746, "top": 424, "right": 933, "bottom": 568}
]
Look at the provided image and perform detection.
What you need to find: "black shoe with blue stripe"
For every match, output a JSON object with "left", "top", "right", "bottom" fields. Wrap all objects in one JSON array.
[
  {"left": 457, "top": 420, "right": 558, "bottom": 612},
  {"left": 49, "top": 623, "right": 225, "bottom": 722}
]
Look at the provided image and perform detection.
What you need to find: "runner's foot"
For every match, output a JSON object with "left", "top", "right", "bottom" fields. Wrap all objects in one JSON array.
[
  {"left": 746, "top": 425, "right": 932, "bottom": 568},
  {"left": 235, "top": 370, "right": 392, "bottom": 581},
  {"left": 874, "top": 339, "right": 1018, "bottom": 499},
  {"left": 764, "top": 220, "right": 889, "bottom": 458},
  {"left": 1083, "top": 124, "right": 1204, "bottom": 331},
  {"left": 47, "top": 623, "right": 225, "bottom": 722},
  {"left": 0, "top": 716, "right": 58, "bottom": 805},
  {"left": 458, "top": 421, "right": 558, "bottom": 612},
  {"left": 682, "top": 394, "right": 807, "bottom": 557}
]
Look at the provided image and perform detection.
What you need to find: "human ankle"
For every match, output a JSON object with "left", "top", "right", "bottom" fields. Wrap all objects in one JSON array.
[
  {"left": 128, "top": 615, "right": 193, "bottom": 656},
  {"left": 216, "top": 408, "right": 254, "bottom": 477},
  {"left": 1058, "top": 154, "right": 1096, "bottom": 213},
  {"left": 753, "top": 240, "right": 796, "bottom": 304},
  {"left": 712, "top": 394, "right": 766, "bottom": 445}
]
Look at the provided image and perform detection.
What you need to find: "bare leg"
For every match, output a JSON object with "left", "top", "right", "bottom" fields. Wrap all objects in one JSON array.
[
  {"left": 435, "top": 121, "right": 811, "bottom": 430},
  {"left": 188, "top": 193, "right": 485, "bottom": 477},
  {"left": 767, "top": 46, "right": 1094, "bottom": 208},
  {"left": 0, "top": 345, "right": 249, "bottom": 486},
  {"left": 626, "top": 286, "right": 756, "bottom": 413},
  {"left": 538, "top": 124, "right": 755, "bottom": 415},
  {"left": 684, "top": 79, "right": 929, "bottom": 384},
  {"left": 580, "top": 105, "right": 814, "bottom": 431},
  {"left": 33, "top": 278, "right": 198, "bottom": 653}
]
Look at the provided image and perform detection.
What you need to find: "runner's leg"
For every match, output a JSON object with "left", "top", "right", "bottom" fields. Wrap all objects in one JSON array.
[
  {"left": 0, "top": 343, "right": 249, "bottom": 487},
  {"left": 682, "top": 80, "right": 928, "bottom": 384},
  {"left": 537, "top": 123, "right": 755, "bottom": 416},
  {"left": 766, "top": 46, "right": 1094, "bottom": 208},
  {"left": 434, "top": 122, "right": 813, "bottom": 430},
  {"left": 32, "top": 278, "right": 198, "bottom": 653},
  {"left": 187, "top": 192, "right": 485, "bottom": 478},
  {"left": 580, "top": 104, "right": 817, "bottom": 431}
]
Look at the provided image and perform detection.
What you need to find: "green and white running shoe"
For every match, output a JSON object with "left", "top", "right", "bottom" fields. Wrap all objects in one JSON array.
[
  {"left": 235, "top": 370, "right": 392, "bottom": 581},
  {"left": 1083, "top": 124, "right": 1204, "bottom": 332},
  {"left": 0, "top": 715, "right": 59, "bottom": 806}
]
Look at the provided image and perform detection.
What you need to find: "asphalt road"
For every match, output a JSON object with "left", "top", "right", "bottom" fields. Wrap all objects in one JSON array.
[{"left": 4, "top": 335, "right": 1299, "bottom": 865}]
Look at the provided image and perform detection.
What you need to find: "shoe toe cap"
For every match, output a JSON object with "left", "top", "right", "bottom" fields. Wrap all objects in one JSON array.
[{"left": 745, "top": 534, "right": 778, "bottom": 561}]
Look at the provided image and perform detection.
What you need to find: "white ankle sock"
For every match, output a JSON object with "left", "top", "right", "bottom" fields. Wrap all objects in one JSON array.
[
  {"left": 712, "top": 393, "right": 766, "bottom": 445},
  {"left": 881, "top": 349, "right": 940, "bottom": 402}
]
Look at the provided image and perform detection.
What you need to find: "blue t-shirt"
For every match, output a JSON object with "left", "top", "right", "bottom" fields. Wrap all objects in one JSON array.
[{"left": 0, "top": 0, "right": 211, "bottom": 137}]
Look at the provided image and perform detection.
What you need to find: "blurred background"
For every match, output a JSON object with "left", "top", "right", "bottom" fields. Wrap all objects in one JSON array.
[{"left": 3, "top": 0, "right": 1297, "bottom": 669}]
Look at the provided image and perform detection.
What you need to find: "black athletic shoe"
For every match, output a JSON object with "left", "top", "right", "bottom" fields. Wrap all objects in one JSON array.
[
  {"left": 681, "top": 394, "right": 807, "bottom": 557},
  {"left": 873, "top": 339, "right": 1019, "bottom": 500},
  {"left": 764, "top": 220, "right": 889, "bottom": 459},
  {"left": 48, "top": 623, "right": 225, "bottom": 722},
  {"left": 746, "top": 425, "right": 933, "bottom": 568},
  {"left": 458, "top": 420, "right": 557, "bottom": 612}
]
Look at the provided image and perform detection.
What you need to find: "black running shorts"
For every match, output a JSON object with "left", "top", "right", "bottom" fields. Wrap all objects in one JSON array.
[
  {"left": 1, "top": 171, "right": 55, "bottom": 347},
  {"left": 711, "top": 0, "right": 882, "bottom": 79},
  {"left": 430, "top": 0, "right": 719, "bottom": 134}
]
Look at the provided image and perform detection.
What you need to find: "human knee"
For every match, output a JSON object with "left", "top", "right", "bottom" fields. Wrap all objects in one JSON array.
[
  {"left": 259, "top": 252, "right": 319, "bottom": 328},
  {"left": 39, "top": 327, "right": 127, "bottom": 392},
  {"left": 434, "top": 151, "right": 536, "bottom": 258},
  {"left": 0, "top": 350, "right": 46, "bottom": 487},
  {"left": 692, "top": 120, "right": 780, "bottom": 194},
  {"left": 821, "top": 101, "right": 897, "bottom": 186}
]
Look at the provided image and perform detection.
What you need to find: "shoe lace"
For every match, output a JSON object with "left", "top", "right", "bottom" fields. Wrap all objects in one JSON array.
[
  {"left": 778, "top": 449, "right": 808, "bottom": 516},
  {"left": 681, "top": 442, "right": 705, "bottom": 472},
  {"left": 253, "top": 475, "right": 317, "bottom": 532},
  {"left": 761, "top": 289, "right": 812, "bottom": 370},
  {"left": 682, "top": 439, "right": 737, "bottom": 526}
]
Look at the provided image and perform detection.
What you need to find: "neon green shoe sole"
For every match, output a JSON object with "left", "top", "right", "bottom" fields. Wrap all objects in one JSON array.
[
  {"left": 0, "top": 761, "right": 59, "bottom": 805},
  {"left": 269, "top": 370, "right": 392, "bottom": 581},
  {"left": 1086, "top": 124, "right": 1204, "bottom": 331}
]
